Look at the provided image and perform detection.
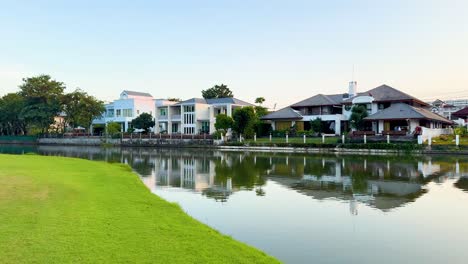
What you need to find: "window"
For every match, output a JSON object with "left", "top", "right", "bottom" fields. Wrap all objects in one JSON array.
[
  {"left": 183, "top": 105, "right": 195, "bottom": 112},
  {"left": 160, "top": 108, "right": 167, "bottom": 116},
  {"left": 201, "top": 121, "right": 210, "bottom": 133},
  {"left": 172, "top": 123, "right": 179, "bottom": 133},
  {"left": 106, "top": 109, "right": 114, "bottom": 117},
  {"left": 122, "top": 109, "right": 132, "bottom": 117},
  {"left": 116, "top": 109, "right": 121, "bottom": 117},
  {"left": 184, "top": 127, "right": 195, "bottom": 134},
  {"left": 184, "top": 113, "right": 194, "bottom": 124}
]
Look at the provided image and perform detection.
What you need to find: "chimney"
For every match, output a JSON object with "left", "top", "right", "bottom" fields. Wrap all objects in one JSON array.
[{"left": 348, "top": 81, "right": 357, "bottom": 98}]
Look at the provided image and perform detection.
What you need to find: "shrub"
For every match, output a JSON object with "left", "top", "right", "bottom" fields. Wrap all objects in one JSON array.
[{"left": 454, "top": 126, "right": 467, "bottom": 136}]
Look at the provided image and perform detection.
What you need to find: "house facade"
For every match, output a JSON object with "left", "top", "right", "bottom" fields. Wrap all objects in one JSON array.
[
  {"left": 92, "top": 90, "right": 155, "bottom": 132},
  {"left": 428, "top": 99, "right": 468, "bottom": 126},
  {"left": 262, "top": 82, "right": 453, "bottom": 135},
  {"left": 155, "top": 97, "right": 253, "bottom": 135}
]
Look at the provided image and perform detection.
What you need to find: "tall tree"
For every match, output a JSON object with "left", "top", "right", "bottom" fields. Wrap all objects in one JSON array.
[
  {"left": 232, "top": 106, "right": 257, "bottom": 138},
  {"left": 349, "top": 105, "right": 368, "bottom": 130},
  {"left": 19, "top": 75, "right": 65, "bottom": 134},
  {"left": 62, "top": 89, "right": 105, "bottom": 131},
  {"left": 0, "top": 93, "right": 27, "bottom": 135},
  {"left": 202, "top": 84, "right": 234, "bottom": 99},
  {"left": 131, "top": 113, "right": 155, "bottom": 133}
]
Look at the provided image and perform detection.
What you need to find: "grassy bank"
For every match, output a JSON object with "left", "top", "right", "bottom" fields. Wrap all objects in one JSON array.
[{"left": 0, "top": 154, "right": 278, "bottom": 263}]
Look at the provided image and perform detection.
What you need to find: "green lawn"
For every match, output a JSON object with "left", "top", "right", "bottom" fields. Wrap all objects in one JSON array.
[
  {"left": 0, "top": 154, "right": 279, "bottom": 264},
  {"left": 246, "top": 136, "right": 339, "bottom": 144}
]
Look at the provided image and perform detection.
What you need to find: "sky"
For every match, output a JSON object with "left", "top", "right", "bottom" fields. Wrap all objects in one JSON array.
[{"left": 0, "top": 0, "right": 467, "bottom": 109}]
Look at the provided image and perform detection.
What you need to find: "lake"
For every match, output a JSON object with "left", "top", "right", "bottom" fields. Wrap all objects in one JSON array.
[{"left": 1, "top": 144, "right": 468, "bottom": 264}]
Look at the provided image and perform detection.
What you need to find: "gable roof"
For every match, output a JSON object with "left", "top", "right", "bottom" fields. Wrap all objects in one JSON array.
[
  {"left": 452, "top": 107, "right": 468, "bottom": 118},
  {"left": 122, "top": 90, "right": 153, "bottom": 97},
  {"left": 291, "top": 93, "right": 345, "bottom": 107},
  {"left": 261, "top": 107, "right": 303, "bottom": 120},
  {"left": 343, "top": 85, "right": 427, "bottom": 105},
  {"left": 364, "top": 103, "right": 452, "bottom": 123}
]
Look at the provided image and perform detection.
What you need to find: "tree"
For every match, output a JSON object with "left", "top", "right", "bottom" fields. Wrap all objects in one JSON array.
[
  {"left": 310, "top": 118, "right": 323, "bottom": 134},
  {"left": 202, "top": 84, "right": 233, "bottom": 99},
  {"left": 349, "top": 105, "right": 368, "bottom": 130},
  {"left": 131, "top": 113, "right": 155, "bottom": 133},
  {"left": 106, "top": 122, "right": 121, "bottom": 135},
  {"left": 62, "top": 89, "right": 105, "bottom": 131},
  {"left": 19, "top": 75, "right": 65, "bottom": 134},
  {"left": 232, "top": 106, "right": 257, "bottom": 138},
  {"left": 255, "top": 97, "right": 265, "bottom": 105},
  {"left": 0, "top": 93, "right": 27, "bottom": 135},
  {"left": 214, "top": 114, "right": 234, "bottom": 134}
]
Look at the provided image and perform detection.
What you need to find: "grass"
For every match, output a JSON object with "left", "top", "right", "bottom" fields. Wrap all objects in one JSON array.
[
  {"left": 0, "top": 154, "right": 279, "bottom": 264},
  {"left": 245, "top": 136, "right": 339, "bottom": 144},
  {"left": 430, "top": 135, "right": 468, "bottom": 146}
]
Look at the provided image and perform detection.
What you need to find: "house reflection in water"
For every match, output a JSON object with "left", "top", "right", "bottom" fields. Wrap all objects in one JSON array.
[{"left": 139, "top": 150, "right": 458, "bottom": 214}]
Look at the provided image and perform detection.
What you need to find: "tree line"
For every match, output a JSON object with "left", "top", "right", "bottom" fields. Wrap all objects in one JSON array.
[{"left": 0, "top": 75, "right": 104, "bottom": 136}]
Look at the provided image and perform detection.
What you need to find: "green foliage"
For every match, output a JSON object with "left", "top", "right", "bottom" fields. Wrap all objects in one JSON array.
[
  {"left": 62, "top": 89, "right": 105, "bottom": 131},
  {"left": 0, "top": 93, "right": 27, "bottom": 135},
  {"left": 202, "top": 84, "right": 233, "bottom": 99},
  {"left": 255, "top": 97, "right": 265, "bottom": 105},
  {"left": 214, "top": 114, "right": 234, "bottom": 132},
  {"left": 254, "top": 106, "right": 268, "bottom": 118},
  {"left": 349, "top": 105, "right": 368, "bottom": 130},
  {"left": 131, "top": 113, "right": 155, "bottom": 133},
  {"left": 232, "top": 107, "right": 257, "bottom": 138},
  {"left": 454, "top": 126, "right": 467, "bottom": 136},
  {"left": 19, "top": 75, "right": 65, "bottom": 134},
  {"left": 106, "top": 122, "right": 121, "bottom": 135},
  {"left": 310, "top": 118, "right": 323, "bottom": 134}
]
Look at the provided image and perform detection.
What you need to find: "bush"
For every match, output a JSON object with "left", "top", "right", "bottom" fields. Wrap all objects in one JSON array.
[{"left": 454, "top": 126, "right": 467, "bottom": 136}]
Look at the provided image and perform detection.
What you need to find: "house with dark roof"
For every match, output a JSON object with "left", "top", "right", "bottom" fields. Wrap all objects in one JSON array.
[
  {"left": 92, "top": 90, "right": 155, "bottom": 132},
  {"left": 262, "top": 82, "right": 452, "bottom": 135},
  {"left": 452, "top": 107, "right": 468, "bottom": 126},
  {"left": 155, "top": 97, "right": 253, "bottom": 134}
]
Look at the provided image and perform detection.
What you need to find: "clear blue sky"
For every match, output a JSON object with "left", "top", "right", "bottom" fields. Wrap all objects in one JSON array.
[{"left": 1, "top": 0, "right": 467, "bottom": 108}]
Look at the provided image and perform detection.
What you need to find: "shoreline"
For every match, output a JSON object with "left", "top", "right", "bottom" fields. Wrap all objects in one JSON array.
[{"left": 1, "top": 140, "right": 467, "bottom": 156}]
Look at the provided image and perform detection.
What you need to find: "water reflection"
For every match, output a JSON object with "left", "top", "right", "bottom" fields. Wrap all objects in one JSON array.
[{"left": 2, "top": 145, "right": 467, "bottom": 213}]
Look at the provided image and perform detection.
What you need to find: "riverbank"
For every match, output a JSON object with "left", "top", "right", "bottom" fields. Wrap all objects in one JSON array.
[{"left": 0, "top": 154, "right": 278, "bottom": 263}]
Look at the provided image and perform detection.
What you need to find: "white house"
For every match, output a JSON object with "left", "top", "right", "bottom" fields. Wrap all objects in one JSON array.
[
  {"left": 93, "top": 90, "right": 155, "bottom": 132},
  {"left": 155, "top": 97, "right": 253, "bottom": 135}
]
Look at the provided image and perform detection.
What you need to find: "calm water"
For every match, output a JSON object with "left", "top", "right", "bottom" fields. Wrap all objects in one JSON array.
[{"left": 1, "top": 145, "right": 468, "bottom": 264}]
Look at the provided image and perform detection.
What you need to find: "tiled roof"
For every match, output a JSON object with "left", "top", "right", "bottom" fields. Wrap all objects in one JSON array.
[
  {"left": 364, "top": 103, "right": 452, "bottom": 123},
  {"left": 261, "top": 107, "right": 303, "bottom": 120},
  {"left": 343, "top": 85, "right": 427, "bottom": 105},
  {"left": 290, "top": 93, "right": 346, "bottom": 107},
  {"left": 452, "top": 107, "right": 468, "bottom": 118}
]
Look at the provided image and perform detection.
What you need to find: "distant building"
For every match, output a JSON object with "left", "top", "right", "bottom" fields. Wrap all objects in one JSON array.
[
  {"left": 428, "top": 98, "right": 468, "bottom": 126},
  {"left": 92, "top": 90, "right": 155, "bottom": 132}
]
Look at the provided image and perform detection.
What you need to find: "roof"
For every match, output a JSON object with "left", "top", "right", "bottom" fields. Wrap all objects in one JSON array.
[
  {"left": 122, "top": 90, "right": 153, "bottom": 97},
  {"left": 261, "top": 107, "right": 303, "bottom": 120},
  {"left": 206, "top": 97, "right": 254, "bottom": 106},
  {"left": 452, "top": 107, "right": 468, "bottom": 118},
  {"left": 290, "top": 93, "right": 345, "bottom": 107},
  {"left": 364, "top": 103, "right": 452, "bottom": 123},
  {"left": 174, "top": 98, "right": 207, "bottom": 105},
  {"left": 343, "top": 85, "right": 427, "bottom": 105},
  {"left": 175, "top": 97, "right": 254, "bottom": 106}
]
